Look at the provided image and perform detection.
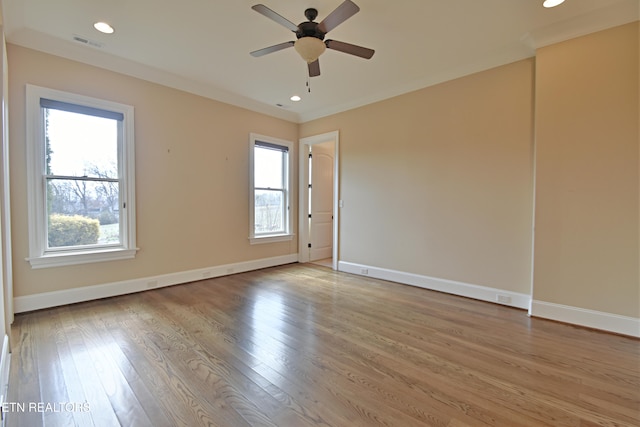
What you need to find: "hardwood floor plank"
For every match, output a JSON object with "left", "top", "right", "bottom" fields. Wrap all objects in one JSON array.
[
  {"left": 30, "top": 310, "right": 71, "bottom": 427},
  {"left": 55, "top": 306, "right": 132, "bottom": 427},
  {"left": 104, "top": 321, "right": 200, "bottom": 427},
  {"left": 112, "top": 296, "right": 238, "bottom": 427},
  {"left": 207, "top": 286, "right": 474, "bottom": 425},
  {"left": 7, "top": 263, "right": 640, "bottom": 426},
  {"left": 157, "top": 283, "right": 373, "bottom": 426},
  {"left": 189, "top": 273, "right": 555, "bottom": 425},
  {"left": 141, "top": 289, "right": 322, "bottom": 426},
  {"left": 39, "top": 309, "right": 90, "bottom": 427},
  {"left": 82, "top": 303, "right": 176, "bottom": 427},
  {"left": 164, "top": 279, "right": 440, "bottom": 426},
  {"left": 123, "top": 293, "right": 275, "bottom": 427},
  {"left": 220, "top": 272, "right": 535, "bottom": 424},
  {"left": 9, "top": 314, "right": 43, "bottom": 427}
]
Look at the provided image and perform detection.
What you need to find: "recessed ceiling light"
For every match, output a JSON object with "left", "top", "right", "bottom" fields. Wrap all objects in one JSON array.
[
  {"left": 543, "top": 0, "right": 565, "bottom": 8},
  {"left": 93, "top": 22, "right": 115, "bottom": 34},
  {"left": 290, "top": 95, "right": 301, "bottom": 102}
]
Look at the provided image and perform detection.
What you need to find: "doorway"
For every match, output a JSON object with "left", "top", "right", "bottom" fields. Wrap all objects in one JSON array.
[{"left": 299, "top": 131, "right": 339, "bottom": 270}]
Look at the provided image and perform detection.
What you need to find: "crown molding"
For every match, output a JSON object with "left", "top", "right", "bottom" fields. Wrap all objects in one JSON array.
[{"left": 521, "top": 0, "right": 639, "bottom": 50}]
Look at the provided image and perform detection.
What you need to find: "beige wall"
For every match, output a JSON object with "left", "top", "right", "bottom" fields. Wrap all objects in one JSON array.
[
  {"left": 301, "top": 22, "right": 639, "bottom": 323},
  {"left": 8, "top": 45, "right": 298, "bottom": 297},
  {"left": 533, "top": 22, "right": 639, "bottom": 318},
  {"left": 6, "top": 22, "right": 639, "bottom": 328},
  {"left": 301, "top": 59, "right": 536, "bottom": 295}
]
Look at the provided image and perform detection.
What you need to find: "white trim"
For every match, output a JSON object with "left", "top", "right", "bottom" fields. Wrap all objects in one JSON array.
[
  {"left": 338, "top": 261, "right": 531, "bottom": 310},
  {"left": 337, "top": 261, "right": 640, "bottom": 337},
  {"left": 249, "top": 234, "right": 294, "bottom": 245},
  {"left": 7, "top": 1, "right": 636, "bottom": 125},
  {"left": 1, "top": 33, "right": 13, "bottom": 326},
  {"left": 6, "top": 29, "right": 299, "bottom": 123},
  {"left": 0, "top": 334, "right": 10, "bottom": 415},
  {"left": 13, "top": 254, "right": 298, "bottom": 313},
  {"left": 26, "top": 247, "right": 139, "bottom": 269},
  {"left": 25, "top": 84, "right": 137, "bottom": 268},
  {"left": 298, "top": 131, "right": 340, "bottom": 270},
  {"left": 521, "top": 1, "right": 639, "bottom": 51},
  {"left": 249, "top": 133, "right": 294, "bottom": 242},
  {"left": 530, "top": 300, "right": 640, "bottom": 338}
]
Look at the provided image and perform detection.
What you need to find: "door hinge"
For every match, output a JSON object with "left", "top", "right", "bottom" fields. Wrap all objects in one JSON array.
[
  {"left": 309, "top": 153, "right": 312, "bottom": 159},
  {"left": 308, "top": 243, "right": 312, "bottom": 248},
  {"left": 308, "top": 214, "right": 312, "bottom": 218}
]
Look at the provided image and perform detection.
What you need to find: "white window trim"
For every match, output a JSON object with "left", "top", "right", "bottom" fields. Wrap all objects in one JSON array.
[
  {"left": 249, "top": 133, "right": 294, "bottom": 245},
  {"left": 25, "top": 84, "right": 137, "bottom": 268}
]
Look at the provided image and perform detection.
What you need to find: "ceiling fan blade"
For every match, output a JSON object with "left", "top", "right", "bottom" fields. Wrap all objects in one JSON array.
[
  {"left": 308, "top": 60, "right": 321, "bottom": 77},
  {"left": 317, "top": 0, "right": 360, "bottom": 34},
  {"left": 325, "top": 39, "right": 374, "bottom": 59},
  {"left": 252, "top": 4, "right": 299, "bottom": 32},
  {"left": 250, "top": 41, "right": 295, "bottom": 57}
]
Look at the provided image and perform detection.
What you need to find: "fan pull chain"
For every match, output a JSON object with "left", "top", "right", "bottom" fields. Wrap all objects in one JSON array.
[{"left": 306, "top": 76, "right": 312, "bottom": 93}]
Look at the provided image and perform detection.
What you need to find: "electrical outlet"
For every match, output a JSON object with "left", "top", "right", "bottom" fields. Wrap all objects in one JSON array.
[{"left": 361, "top": 268, "right": 369, "bottom": 275}]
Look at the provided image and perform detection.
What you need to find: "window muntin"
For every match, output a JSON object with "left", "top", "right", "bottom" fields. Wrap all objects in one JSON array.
[
  {"left": 249, "top": 134, "right": 293, "bottom": 243},
  {"left": 26, "top": 85, "right": 137, "bottom": 268}
]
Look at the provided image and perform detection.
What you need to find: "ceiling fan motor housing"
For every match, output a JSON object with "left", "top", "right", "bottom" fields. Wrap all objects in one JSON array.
[{"left": 297, "top": 8, "right": 325, "bottom": 40}]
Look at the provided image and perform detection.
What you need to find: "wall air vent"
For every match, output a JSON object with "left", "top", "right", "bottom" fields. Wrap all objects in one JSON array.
[{"left": 72, "top": 34, "right": 104, "bottom": 48}]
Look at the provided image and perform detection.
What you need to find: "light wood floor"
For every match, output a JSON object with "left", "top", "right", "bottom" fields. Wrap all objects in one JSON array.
[{"left": 6, "top": 263, "right": 640, "bottom": 426}]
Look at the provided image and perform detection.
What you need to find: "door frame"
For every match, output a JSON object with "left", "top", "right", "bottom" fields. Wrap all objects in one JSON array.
[{"left": 298, "top": 131, "right": 339, "bottom": 270}]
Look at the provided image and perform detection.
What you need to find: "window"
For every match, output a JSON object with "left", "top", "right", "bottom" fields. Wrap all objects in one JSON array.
[
  {"left": 249, "top": 133, "right": 293, "bottom": 244},
  {"left": 26, "top": 85, "right": 137, "bottom": 268}
]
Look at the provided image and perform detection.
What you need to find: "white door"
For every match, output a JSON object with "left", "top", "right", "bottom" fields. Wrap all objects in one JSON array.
[{"left": 309, "top": 143, "right": 334, "bottom": 261}]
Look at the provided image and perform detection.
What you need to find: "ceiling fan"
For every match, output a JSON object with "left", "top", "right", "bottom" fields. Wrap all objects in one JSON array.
[{"left": 250, "top": 0, "right": 375, "bottom": 78}]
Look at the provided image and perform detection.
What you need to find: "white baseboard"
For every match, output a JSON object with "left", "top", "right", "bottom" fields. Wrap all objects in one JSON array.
[
  {"left": 14, "top": 256, "right": 638, "bottom": 338},
  {"left": 0, "top": 334, "right": 10, "bottom": 424},
  {"left": 337, "top": 262, "right": 640, "bottom": 337},
  {"left": 530, "top": 300, "right": 640, "bottom": 338},
  {"left": 338, "top": 261, "right": 531, "bottom": 310},
  {"left": 13, "top": 254, "right": 299, "bottom": 313}
]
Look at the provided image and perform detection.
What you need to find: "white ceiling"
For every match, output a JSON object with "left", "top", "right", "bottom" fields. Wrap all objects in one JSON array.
[{"left": 2, "top": 0, "right": 638, "bottom": 123}]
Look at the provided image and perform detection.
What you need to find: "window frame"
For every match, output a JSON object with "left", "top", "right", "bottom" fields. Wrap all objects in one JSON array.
[
  {"left": 249, "top": 133, "right": 294, "bottom": 244},
  {"left": 25, "top": 84, "right": 137, "bottom": 268}
]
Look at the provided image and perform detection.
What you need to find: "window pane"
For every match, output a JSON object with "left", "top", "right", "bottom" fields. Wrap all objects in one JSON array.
[
  {"left": 45, "top": 108, "right": 118, "bottom": 178},
  {"left": 254, "top": 146, "right": 284, "bottom": 189},
  {"left": 47, "top": 179, "right": 120, "bottom": 248},
  {"left": 254, "top": 189, "right": 284, "bottom": 234}
]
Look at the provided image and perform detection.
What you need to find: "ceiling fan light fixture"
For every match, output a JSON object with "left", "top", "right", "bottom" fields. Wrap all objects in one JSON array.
[
  {"left": 543, "top": 0, "right": 565, "bottom": 8},
  {"left": 294, "top": 37, "right": 326, "bottom": 63}
]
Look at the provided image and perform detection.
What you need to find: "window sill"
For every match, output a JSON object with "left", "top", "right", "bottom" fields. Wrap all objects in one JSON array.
[
  {"left": 27, "top": 247, "right": 139, "bottom": 269},
  {"left": 249, "top": 234, "right": 294, "bottom": 245}
]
